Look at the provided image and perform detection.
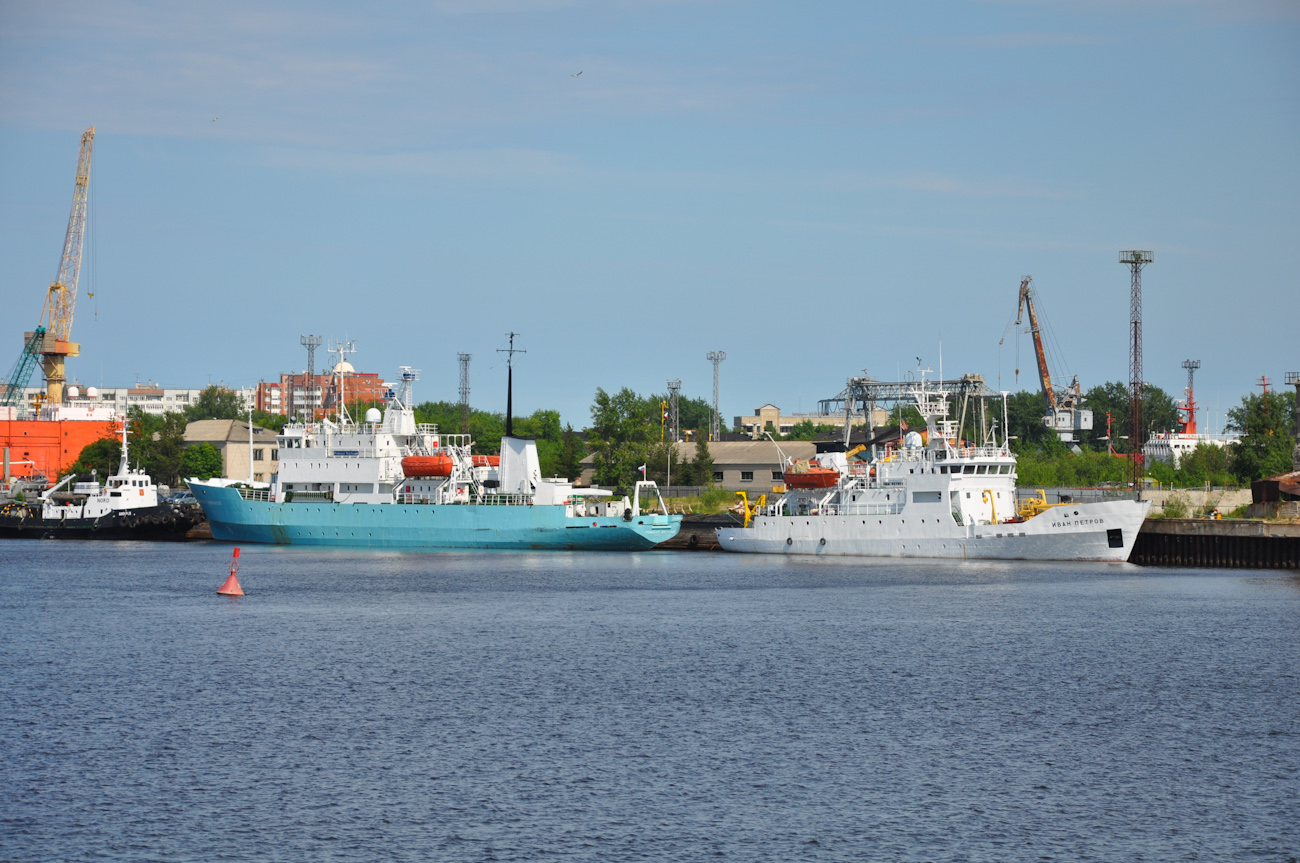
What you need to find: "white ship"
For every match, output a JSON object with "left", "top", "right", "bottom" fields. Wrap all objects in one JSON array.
[
  {"left": 717, "top": 371, "right": 1149, "bottom": 561},
  {"left": 1143, "top": 360, "right": 1239, "bottom": 468}
]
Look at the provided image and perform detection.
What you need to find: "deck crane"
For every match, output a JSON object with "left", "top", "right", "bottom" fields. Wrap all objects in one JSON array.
[
  {"left": 1002, "top": 275, "right": 1092, "bottom": 442},
  {"left": 1, "top": 127, "right": 95, "bottom": 410}
]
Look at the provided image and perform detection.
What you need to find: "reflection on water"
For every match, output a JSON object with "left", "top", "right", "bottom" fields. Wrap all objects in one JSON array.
[{"left": 2, "top": 542, "right": 1297, "bottom": 861}]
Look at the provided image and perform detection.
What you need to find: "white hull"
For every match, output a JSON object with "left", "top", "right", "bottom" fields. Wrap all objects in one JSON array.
[{"left": 717, "top": 498, "right": 1150, "bottom": 562}]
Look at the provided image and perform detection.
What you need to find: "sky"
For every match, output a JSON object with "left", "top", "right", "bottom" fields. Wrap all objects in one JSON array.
[{"left": 1, "top": 0, "right": 1297, "bottom": 433}]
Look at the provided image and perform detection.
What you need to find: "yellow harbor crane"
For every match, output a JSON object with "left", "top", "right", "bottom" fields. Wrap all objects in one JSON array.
[{"left": 33, "top": 126, "right": 96, "bottom": 406}]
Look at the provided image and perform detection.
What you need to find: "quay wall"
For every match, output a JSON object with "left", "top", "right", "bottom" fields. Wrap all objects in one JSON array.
[{"left": 1130, "top": 518, "right": 1300, "bottom": 569}]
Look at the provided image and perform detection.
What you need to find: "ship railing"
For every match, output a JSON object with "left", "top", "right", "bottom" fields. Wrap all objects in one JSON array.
[
  {"left": 285, "top": 490, "right": 332, "bottom": 502},
  {"left": 820, "top": 502, "right": 905, "bottom": 516},
  {"left": 237, "top": 487, "right": 273, "bottom": 502},
  {"left": 396, "top": 492, "right": 436, "bottom": 505},
  {"left": 476, "top": 493, "right": 533, "bottom": 506}
]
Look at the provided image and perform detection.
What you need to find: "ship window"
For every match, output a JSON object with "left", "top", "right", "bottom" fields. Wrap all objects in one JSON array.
[
  {"left": 1000, "top": 465, "right": 1011, "bottom": 474},
  {"left": 964, "top": 465, "right": 975, "bottom": 474},
  {"left": 976, "top": 465, "right": 987, "bottom": 474},
  {"left": 741, "top": 471, "right": 753, "bottom": 482}
]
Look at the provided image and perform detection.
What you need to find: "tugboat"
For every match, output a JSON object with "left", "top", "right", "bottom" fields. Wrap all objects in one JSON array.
[{"left": 0, "top": 418, "right": 203, "bottom": 540}]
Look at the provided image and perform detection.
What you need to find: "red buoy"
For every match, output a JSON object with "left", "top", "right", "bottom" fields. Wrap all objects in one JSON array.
[{"left": 217, "top": 547, "right": 244, "bottom": 596}]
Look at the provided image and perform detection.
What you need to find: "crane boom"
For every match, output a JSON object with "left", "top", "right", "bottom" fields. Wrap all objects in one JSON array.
[
  {"left": 37, "top": 126, "right": 95, "bottom": 405},
  {"left": 0, "top": 328, "right": 46, "bottom": 408},
  {"left": 1015, "top": 275, "right": 1057, "bottom": 414}
]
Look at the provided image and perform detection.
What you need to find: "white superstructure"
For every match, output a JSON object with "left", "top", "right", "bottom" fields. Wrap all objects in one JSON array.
[
  {"left": 251, "top": 367, "right": 665, "bottom": 519},
  {"left": 39, "top": 417, "right": 160, "bottom": 521},
  {"left": 718, "top": 372, "right": 1149, "bottom": 561}
]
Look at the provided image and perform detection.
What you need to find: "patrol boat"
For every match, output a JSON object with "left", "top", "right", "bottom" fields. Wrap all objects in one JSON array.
[
  {"left": 189, "top": 368, "right": 681, "bottom": 550},
  {"left": 717, "top": 372, "right": 1149, "bottom": 561}
]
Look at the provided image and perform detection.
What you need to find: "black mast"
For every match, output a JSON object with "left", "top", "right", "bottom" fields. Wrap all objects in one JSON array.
[{"left": 498, "top": 332, "right": 525, "bottom": 438}]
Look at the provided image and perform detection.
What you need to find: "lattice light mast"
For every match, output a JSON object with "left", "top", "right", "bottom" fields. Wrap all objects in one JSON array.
[
  {"left": 1119, "top": 251, "right": 1153, "bottom": 489},
  {"left": 39, "top": 127, "right": 95, "bottom": 405},
  {"left": 1286, "top": 372, "right": 1300, "bottom": 472},
  {"left": 1180, "top": 359, "right": 1200, "bottom": 434},
  {"left": 300, "top": 334, "right": 322, "bottom": 421},
  {"left": 458, "top": 352, "right": 472, "bottom": 434},
  {"left": 667, "top": 378, "right": 682, "bottom": 442},
  {"left": 706, "top": 351, "right": 725, "bottom": 441}
]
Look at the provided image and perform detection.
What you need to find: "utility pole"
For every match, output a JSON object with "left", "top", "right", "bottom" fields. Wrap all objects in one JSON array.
[
  {"left": 458, "top": 352, "right": 472, "bottom": 434},
  {"left": 300, "top": 334, "right": 321, "bottom": 421},
  {"left": 706, "top": 352, "right": 725, "bottom": 441},
  {"left": 1119, "top": 251, "right": 1152, "bottom": 491},
  {"left": 667, "top": 378, "right": 681, "bottom": 442}
]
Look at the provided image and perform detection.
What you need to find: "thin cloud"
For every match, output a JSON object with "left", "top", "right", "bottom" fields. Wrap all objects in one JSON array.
[
  {"left": 919, "top": 31, "right": 1106, "bottom": 48},
  {"left": 828, "top": 171, "right": 1086, "bottom": 200}
]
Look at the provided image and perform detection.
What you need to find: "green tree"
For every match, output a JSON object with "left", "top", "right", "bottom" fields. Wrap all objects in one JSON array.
[
  {"left": 1178, "top": 442, "right": 1234, "bottom": 488},
  {"left": 554, "top": 424, "right": 587, "bottom": 481},
  {"left": 1078, "top": 381, "right": 1180, "bottom": 453},
  {"left": 688, "top": 437, "right": 715, "bottom": 487},
  {"left": 1004, "top": 390, "right": 1051, "bottom": 451},
  {"left": 180, "top": 442, "right": 224, "bottom": 480},
  {"left": 185, "top": 386, "right": 245, "bottom": 421},
  {"left": 67, "top": 435, "right": 121, "bottom": 480},
  {"left": 644, "top": 440, "right": 681, "bottom": 487},
  {"left": 783, "top": 420, "right": 844, "bottom": 441},
  {"left": 1227, "top": 390, "right": 1296, "bottom": 482},
  {"left": 587, "top": 387, "right": 656, "bottom": 486},
  {"left": 252, "top": 411, "right": 289, "bottom": 433}
]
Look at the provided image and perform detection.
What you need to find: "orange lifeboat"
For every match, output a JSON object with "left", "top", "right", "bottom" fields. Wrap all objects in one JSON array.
[
  {"left": 402, "top": 455, "right": 454, "bottom": 478},
  {"left": 471, "top": 455, "right": 501, "bottom": 467},
  {"left": 784, "top": 467, "right": 840, "bottom": 489}
]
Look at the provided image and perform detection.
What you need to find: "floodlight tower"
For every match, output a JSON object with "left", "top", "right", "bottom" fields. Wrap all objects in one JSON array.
[
  {"left": 1119, "top": 250, "right": 1153, "bottom": 489},
  {"left": 706, "top": 351, "right": 725, "bottom": 441},
  {"left": 458, "top": 352, "right": 471, "bottom": 434},
  {"left": 1180, "top": 359, "right": 1200, "bottom": 434},
  {"left": 667, "top": 378, "right": 682, "bottom": 442},
  {"left": 1286, "top": 372, "right": 1300, "bottom": 471}
]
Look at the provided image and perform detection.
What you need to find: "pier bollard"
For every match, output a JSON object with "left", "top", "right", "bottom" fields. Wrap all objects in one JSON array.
[{"left": 217, "top": 547, "right": 244, "bottom": 596}]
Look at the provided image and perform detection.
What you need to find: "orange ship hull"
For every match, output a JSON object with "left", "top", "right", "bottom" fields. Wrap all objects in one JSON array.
[{"left": 1, "top": 418, "right": 116, "bottom": 480}]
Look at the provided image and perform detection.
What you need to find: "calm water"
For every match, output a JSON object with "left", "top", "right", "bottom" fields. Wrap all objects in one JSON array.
[{"left": 1, "top": 542, "right": 1297, "bottom": 862}]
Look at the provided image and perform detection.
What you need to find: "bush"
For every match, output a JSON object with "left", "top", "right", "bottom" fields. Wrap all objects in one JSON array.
[{"left": 1162, "top": 492, "right": 1190, "bottom": 519}]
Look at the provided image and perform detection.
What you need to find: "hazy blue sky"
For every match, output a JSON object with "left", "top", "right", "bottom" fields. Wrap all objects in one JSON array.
[{"left": 2, "top": 0, "right": 1296, "bottom": 431}]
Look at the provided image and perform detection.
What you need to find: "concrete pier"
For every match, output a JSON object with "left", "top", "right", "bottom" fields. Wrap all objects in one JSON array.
[{"left": 1130, "top": 518, "right": 1300, "bottom": 569}]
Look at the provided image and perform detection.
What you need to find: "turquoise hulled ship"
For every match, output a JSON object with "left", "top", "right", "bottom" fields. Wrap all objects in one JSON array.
[{"left": 190, "top": 366, "right": 680, "bottom": 551}]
